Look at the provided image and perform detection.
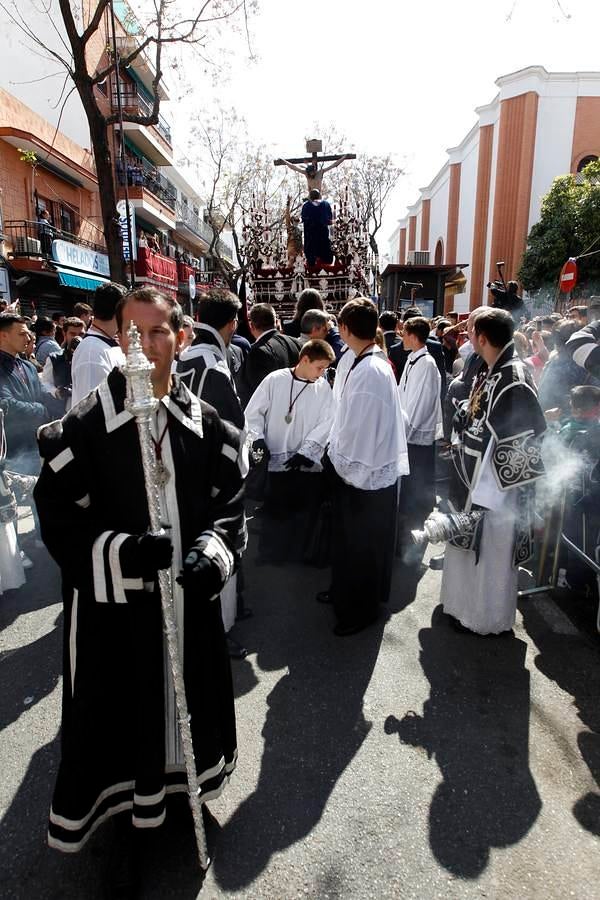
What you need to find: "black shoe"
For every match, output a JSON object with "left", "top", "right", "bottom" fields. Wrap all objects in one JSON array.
[
  {"left": 227, "top": 635, "right": 248, "bottom": 659},
  {"left": 316, "top": 590, "right": 332, "bottom": 604},
  {"left": 333, "top": 616, "right": 376, "bottom": 637},
  {"left": 104, "top": 827, "right": 140, "bottom": 899}
]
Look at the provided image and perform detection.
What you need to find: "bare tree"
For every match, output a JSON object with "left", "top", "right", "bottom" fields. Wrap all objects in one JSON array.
[
  {"left": 189, "top": 108, "right": 303, "bottom": 299},
  {"left": 2, "top": 0, "right": 252, "bottom": 283},
  {"left": 349, "top": 154, "right": 403, "bottom": 259}
]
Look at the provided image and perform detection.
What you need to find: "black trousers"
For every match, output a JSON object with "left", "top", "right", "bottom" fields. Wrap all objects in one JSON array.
[
  {"left": 399, "top": 443, "right": 436, "bottom": 527},
  {"left": 330, "top": 472, "right": 397, "bottom": 628},
  {"left": 259, "top": 471, "right": 324, "bottom": 563}
]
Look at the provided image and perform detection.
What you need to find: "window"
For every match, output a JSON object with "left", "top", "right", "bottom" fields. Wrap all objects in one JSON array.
[
  {"left": 434, "top": 238, "right": 444, "bottom": 266},
  {"left": 58, "top": 203, "right": 77, "bottom": 234},
  {"left": 577, "top": 155, "right": 598, "bottom": 173},
  {"left": 36, "top": 196, "right": 53, "bottom": 223}
]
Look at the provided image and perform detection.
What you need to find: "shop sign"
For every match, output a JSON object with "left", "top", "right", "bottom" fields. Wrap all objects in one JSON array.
[
  {"left": 189, "top": 273, "right": 196, "bottom": 300},
  {"left": 117, "top": 200, "right": 137, "bottom": 262},
  {"left": 51, "top": 239, "right": 110, "bottom": 277}
]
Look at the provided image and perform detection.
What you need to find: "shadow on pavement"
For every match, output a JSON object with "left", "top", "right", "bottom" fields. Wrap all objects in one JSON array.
[
  {"left": 519, "top": 594, "right": 600, "bottom": 837},
  {"left": 0, "top": 735, "right": 112, "bottom": 900},
  {"left": 388, "top": 559, "right": 429, "bottom": 615},
  {"left": 212, "top": 557, "right": 388, "bottom": 891},
  {"left": 0, "top": 613, "right": 62, "bottom": 729},
  {"left": 385, "top": 605, "right": 541, "bottom": 878}
]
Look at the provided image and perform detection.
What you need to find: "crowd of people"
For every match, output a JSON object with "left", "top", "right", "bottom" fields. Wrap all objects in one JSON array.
[{"left": 1, "top": 281, "right": 599, "bottom": 893}]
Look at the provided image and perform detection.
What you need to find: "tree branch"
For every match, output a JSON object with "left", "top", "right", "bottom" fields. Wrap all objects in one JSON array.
[{"left": 81, "top": 0, "right": 111, "bottom": 45}]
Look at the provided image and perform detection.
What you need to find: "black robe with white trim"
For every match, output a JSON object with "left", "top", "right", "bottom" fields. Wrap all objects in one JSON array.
[
  {"left": 34, "top": 368, "right": 247, "bottom": 853},
  {"left": 449, "top": 342, "right": 546, "bottom": 564}
]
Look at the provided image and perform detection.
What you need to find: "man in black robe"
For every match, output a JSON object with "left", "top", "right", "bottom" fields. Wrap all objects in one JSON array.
[
  {"left": 239, "top": 303, "right": 300, "bottom": 407},
  {"left": 34, "top": 288, "right": 246, "bottom": 868}
]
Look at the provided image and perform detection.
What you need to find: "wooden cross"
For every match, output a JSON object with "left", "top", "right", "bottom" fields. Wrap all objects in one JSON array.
[{"left": 274, "top": 140, "right": 356, "bottom": 194}]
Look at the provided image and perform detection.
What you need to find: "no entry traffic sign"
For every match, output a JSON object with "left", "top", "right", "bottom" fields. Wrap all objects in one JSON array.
[{"left": 559, "top": 258, "right": 578, "bottom": 293}]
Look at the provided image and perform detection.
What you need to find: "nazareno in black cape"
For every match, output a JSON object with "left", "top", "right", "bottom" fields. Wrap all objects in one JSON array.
[{"left": 34, "top": 368, "right": 247, "bottom": 852}]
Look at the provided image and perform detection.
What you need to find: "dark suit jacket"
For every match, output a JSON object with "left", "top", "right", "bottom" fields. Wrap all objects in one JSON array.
[
  {"left": 239, "top": 329, "right": 301, "bottom": 407},
  {"left": 0, "top": 351, "right": 59, "bottom": 459},
  {"left": 383, "top": 331, "right": 401, "bottom": 352},
  {"left": 389, "top": 338, "right": 447, "bottom": 397}
]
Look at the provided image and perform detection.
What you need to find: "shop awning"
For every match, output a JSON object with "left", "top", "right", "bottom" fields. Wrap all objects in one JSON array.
[{"left": 54, "top": 266, "right": 110, "bottom": 292}]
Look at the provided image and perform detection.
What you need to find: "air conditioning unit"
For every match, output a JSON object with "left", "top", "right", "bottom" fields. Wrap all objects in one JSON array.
[
  {"left": 16, "top": 236, "right": 41, "bottom": 255},
  {"left": 406, "top": 250, "right": 430, "bottom": 265}
]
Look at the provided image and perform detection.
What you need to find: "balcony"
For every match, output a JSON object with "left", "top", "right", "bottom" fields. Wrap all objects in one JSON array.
[
  {"left": 174, "top": 202, "right": 213, "bottom": 249},
  {"left": 216, "top": 236, "right": 234, "bottom": 263},
  {"left": 112, "top": 85, "right": 172, "bottom": 165},
  {"left": 117, "top": 159, "right": 177, "bottom": 227},
  {"left": 5, "top": 220, "right": 106, "bottom": 259},
  {"left": 135, "top": 246, "right": 177, "bottom": 296},
  {"left": 5, "top": 220, "right": 110, "bottom": 289},
  {"left": 112, "top": 1, "right": 169, "bottom": 101}
]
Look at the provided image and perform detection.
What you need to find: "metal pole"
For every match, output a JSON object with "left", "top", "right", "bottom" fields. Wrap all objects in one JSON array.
[
  {"left": 109, "top": 0, "right": 136, "bottom": 288},
  {"left": 124, "top": 323, "right": 209, "bottom": 871}
]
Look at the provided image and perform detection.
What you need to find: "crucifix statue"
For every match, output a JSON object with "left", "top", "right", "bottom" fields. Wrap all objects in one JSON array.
[{"left": 274, "top": 139, "right": 356, "bottom": 195}]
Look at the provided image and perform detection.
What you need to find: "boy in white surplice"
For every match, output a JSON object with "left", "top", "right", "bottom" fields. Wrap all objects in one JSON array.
[
  {"left": 397, "top": 315, "right": 442, "bottom": 561},
  {"left": 245, "top": 339, "right": 335, "bottom": 563}
]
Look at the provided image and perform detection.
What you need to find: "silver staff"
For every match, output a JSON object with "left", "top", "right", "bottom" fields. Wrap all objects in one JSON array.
[{"left": 123, "top": 321, "right": 209, "bottom": 871}]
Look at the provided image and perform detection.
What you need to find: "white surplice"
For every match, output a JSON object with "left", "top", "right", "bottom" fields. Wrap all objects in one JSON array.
[
  {"left": 398, "top": 347, "right": 442, "bottom": 445},
  {"left": 441, "top": 439, "right": 519, "bottom": 634},
  {"left": 328, "top": 352, "right": 409, "bottom": 490},
  {"left": 244, "top": 368, "right": 336, "bottom": 471}
]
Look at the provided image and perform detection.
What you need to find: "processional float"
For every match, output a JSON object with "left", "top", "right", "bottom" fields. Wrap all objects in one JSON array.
[{"left": 244, "top": 139, "right": 373, "bottom": 316}]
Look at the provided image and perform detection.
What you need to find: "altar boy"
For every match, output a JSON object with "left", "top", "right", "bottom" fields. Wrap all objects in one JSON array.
[
  {"left": 245, "top": 339, "right": 335, "bottom": 563},
  {"left": 397, "top": 315, "right": 442, "bottom": 560}
]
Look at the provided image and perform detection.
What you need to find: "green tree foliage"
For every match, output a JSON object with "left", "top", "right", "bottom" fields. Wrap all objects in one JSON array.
[{"left": 519, "top": 159, "right": 600, "bottom": 292}]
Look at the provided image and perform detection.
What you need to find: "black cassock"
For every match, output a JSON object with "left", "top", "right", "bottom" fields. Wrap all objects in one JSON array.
[{"left": 34, "top": 369, "right": 247, "bottom": 852}]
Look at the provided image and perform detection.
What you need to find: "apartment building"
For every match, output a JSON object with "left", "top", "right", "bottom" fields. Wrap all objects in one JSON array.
[{"left": 0, "top": 0, "right": 231, "bottom": 314}]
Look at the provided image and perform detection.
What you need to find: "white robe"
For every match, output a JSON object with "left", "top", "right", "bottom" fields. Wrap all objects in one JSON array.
[
  {"left": 244, "top": 368, "right": 335, "bottom": 471},
  {"left": 398, "top": 348, "right": 442, "bottom": 445},
  {"left": 441, "top": 439, "right": 519, "bottom": 634},
  {"left": 0, "top": 521, "right": 25, "bottom": 594},
  {"left": 328, "top": 352, "right": 409, "bottom": 490},
  {"left": 71, "top": 330, "right": 125, "bottom": 406}
]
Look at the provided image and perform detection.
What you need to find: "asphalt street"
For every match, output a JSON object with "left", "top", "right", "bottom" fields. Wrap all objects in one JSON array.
[{"left": 1, "top": 505, "right": 599, "bottom": 899}]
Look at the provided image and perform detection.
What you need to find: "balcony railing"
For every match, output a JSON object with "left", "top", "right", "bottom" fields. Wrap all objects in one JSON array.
[
  {"left": 117, "top": 159, "right": 176, "bottom": 212},
  {"left": 112, "top": 86, "right": 172, "bottom": 146},
  {"left": 4, "top": 220, "right": 105, "bottom": 258},
  {"left": 175, "top": 203, "right": 214, "bottom": 245},
  {"left": 217, "top": 237, "right": 233, "bottom": 262}
]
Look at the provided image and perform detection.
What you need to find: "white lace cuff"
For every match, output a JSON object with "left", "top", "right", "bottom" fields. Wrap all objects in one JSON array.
[
  {"left": 329, "top": 449, "right": 403, "bottom": 490},
  {"left": 298, "top": 440, "right": 325, "bottom": 466}
]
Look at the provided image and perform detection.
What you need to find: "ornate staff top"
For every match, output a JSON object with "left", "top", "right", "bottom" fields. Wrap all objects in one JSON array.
[{"left": 123, "top": 321, "right": 159, "bottom": 419}]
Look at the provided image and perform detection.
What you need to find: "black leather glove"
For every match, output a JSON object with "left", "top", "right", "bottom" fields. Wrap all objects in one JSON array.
[
  {"left": 135, "top": 532, "right": 173, "bottom": 576},
  {"left": 177, "top": 548, "right": 223, "bottom": 597},
  {"left": 250, "top": 438, "right": 268, "bottom": 467},
  {"left": 284, "top": 453, "right": 315, "bottom": 471}
]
